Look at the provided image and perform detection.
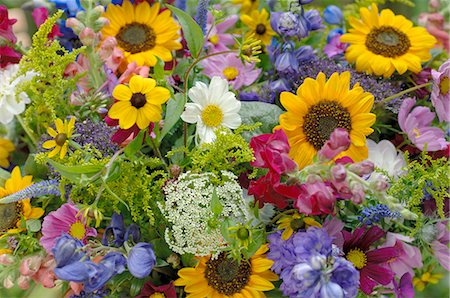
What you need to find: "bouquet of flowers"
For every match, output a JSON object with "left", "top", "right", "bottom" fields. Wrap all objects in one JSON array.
[{"left": 0, "top": 0, "right": 449, "bottom": 297}]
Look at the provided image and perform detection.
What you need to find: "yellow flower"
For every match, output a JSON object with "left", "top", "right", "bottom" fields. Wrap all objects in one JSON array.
[
  {"left": 102, "top": 0, "right": 182, "bottom": 67},
  {"left": 0, "top": 138, "right": 14, "bottom": 168},
  {"left": 276, "top": 71, "right": 376, "bottom": 169},
  {"left": 413, "top": 270, "right": 444, "bottom": 291},
  {"left": 340, "top": 3, "right": 436, "bottom": 78},
  {"left": 232, "top": 0, "right": 259, "bottom": 14},
  {"left": 240, "top": 9, "right": 276, "bottom": 45},
  {"left": 174, "top": 244, "right": 278, "bottom": 297},
  {"left": 0, "top": 167, "right": 44, "bottom": 237},
  {"left": 108, "top": 75, "right": 170, "bottom": 130},
  {"left": 42, "top": 117, "right": 76, "bottom": 159},
  {"left": 277, "top": 213, "right": 322, "bottom": 240},
  {"left": 240, "top": 33, "right": 262, "bottom": 63}
]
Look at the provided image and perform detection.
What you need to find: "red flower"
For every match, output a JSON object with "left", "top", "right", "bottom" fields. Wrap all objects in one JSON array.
[
  {"left": 0, "top": 6, "right": 17, "bottom": 42},
  {"left": 0, "top": 46, "right": 21, "bottom": 68},
  {"left": 342, "top": 226, "right": 399, "bottom": 295},
  {"left": 31, "top": 7, "right": 62, "bottom": 39},
  {"left": 105, "top": 115, "right": 154, "bottom": 145},
  {"left": 294, "top": 181, "right": 336, "bottom": 215},
  {"left": 136, "top": 281, "right": 176, "bottom": 298}
]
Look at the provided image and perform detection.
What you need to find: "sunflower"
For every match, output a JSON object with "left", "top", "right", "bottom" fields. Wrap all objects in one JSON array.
[
  {"left": 276, "top": 71, "right": 376, "bottom": 169},
  {"left": 0, "top": 167, "right": 44, "bottom": 236},
  {"left": 174, "top": 244, "right": 278, "bottom": 297},
  {"left": 240, "top": 9, "right": 276, "bottom": 45},
  {"left": 340, "top": 3, "right": 436, "bottom": 78},
  {"left": 102, "top": 0, "right": 182, "bottom": 67},
  {"left": 42, "top": 117, "right": 76, "bottom": 159},
  {"left": 233, "top": 0, "right": 259, "bottom": 14},
  {"left": 277, "top": 213, "right": 321, "bottom": 240},
  {"left": 0, "top": 138, "right": 14, "bottom": 168},
  {"left": 108, "top": 75, "right": 170, "bottom": 130}
]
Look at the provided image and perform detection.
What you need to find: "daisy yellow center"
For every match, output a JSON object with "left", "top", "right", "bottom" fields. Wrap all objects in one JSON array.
[
  {"left": 69, "top": 221, "right": 86, "bottom": 240},
  {"left": 149, "top": 294, "right": 166, "bottom": 298},
  {"left": 130, "top": 92, "right": 147, "bottom": 109},
  {"left": 303, "top": 101, "right": 352, "bottom": 150},
  {"left": 201, "top": 105, "right": 223, "bottom": 127},
  {"left": 440, "top": 77, "right": 449, "bottom": 95},
  {"left": 366, "top": 26, "right": 411, "bottom": 58},
  {"left": 204, "top": 253, "right": 251, "bottom": 295},
  {"left": 116, "top": 22, "right": 156, "bottom": 54},
  {"left": 0, "top": 203, "right": 21, "bottom": 232},
  {"left": 256, "top": 24, "right": 266, "bottom": 35},
  {"left": 223, "top": 67, "right": 239, "bottom": 81},
  {"left": 55, "top": 133, "right": 68, "bottom": 146},
  {"left": 209, "top": 35, "right": 220, "bottom": 45},
  {"left": 346, "top": 248, "right": 367, "bottom": 269}
]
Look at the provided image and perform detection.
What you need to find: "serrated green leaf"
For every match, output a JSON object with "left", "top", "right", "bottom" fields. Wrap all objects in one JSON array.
[
  {"left": 210, "top": 188, "right": 223, "bottom": 216},
  {"left": 124, "top": 129, "right": 146, "bottom": 158},
  {"left": 26, "top": 219, "right": 41, "bottom": 233},
  {"left": 239, "top": 102, "right": 283, "bottom": 141},
  {"left": 167, "top": 5, "right": 204, "bottom": 58},
  {"left": 160, "top": 93, "right": 185, "bottom": 141}
]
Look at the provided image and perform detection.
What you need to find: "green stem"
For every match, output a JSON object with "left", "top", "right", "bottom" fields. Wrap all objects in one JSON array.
[
  {"left": 380, "top": 82, "right": 432, "bottom": 104},
  {"left": 16, "top": 115, "right": 38, "bottom": 148},
  {"left": 149, "top": 136, "right": 168, "bottom": 171},
  {"left": 104, "top": 183, "right": 130, "bottom": 211},
  {"left": 271, "top": 209, "right": 297, "bottom": 224}
]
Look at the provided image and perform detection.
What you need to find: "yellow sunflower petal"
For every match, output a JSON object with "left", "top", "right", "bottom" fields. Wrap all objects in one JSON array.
[
  {"left": 113, "top": 84, "right": 133, "bottom": 101},
  {"left": 248, "top": 275, "right": 275, "bottom": 291},
  {"left": 279, "top": 113, "right": 301, "bottom": 131},
  {"left": 27, "top": 207, "right": 45, "bottom": 220},
  {"left": 351, "top": 113, "right": 376, "bottom": 130},
  {"left": 280, "top": 92, "right": 308, "bottom": 116},
  {"left": 281, "top": 228, "right": 293, "bottom": 240},
  {"left": 134, "top": 1, "right": 151, "bottom": 23},
  {"left": 251, "top": 258, "right": 274, "bottom": 273},
  {"left": 42, "top": 140, "right": 56, "bottom": 149}
]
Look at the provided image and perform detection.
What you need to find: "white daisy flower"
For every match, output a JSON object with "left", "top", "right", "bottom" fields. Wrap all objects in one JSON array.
[
  {"left": 180, "top": 76, "right": 241, "bottom": 144},
  {"left": 367, "top": 139, "right": 406, "bottom": 179}
]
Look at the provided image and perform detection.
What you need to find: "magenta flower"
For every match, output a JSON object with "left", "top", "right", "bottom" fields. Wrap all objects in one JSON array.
[
  {"left": 342, "top": 226, "right": 399, "bottom": 295},
  {"left": 431, "top": 59, "right": 450, "bottom": 122},
  {"left": 318, "top": 128, "right": 351, "bottom": 161},
  {"left": 294, "top": 181, "right": 336, "bottom": 215},
  {"left": 40, "top": 204, "right": 97, "bottom": 254},
  {"left": 0, "top": 6, "right": 17, "bottom": 43},
  {"left": 205, "top": 12, "right": 238, "bottom": 52},
  {"left": 323, "top": 34, "right": 347, "bottom": 58},
  {"left": 393, "top": 273, "right": 415, "bottom": 298},
  {"left": 398, "top": 97, "right": 448, "bottom": 151},
  {"left": 381, "top": 233, "right": 423, "bottom": 278},
  {"left": 31, "top": 7, "right": 62, "bottom": 40},
  {"left": 431, "top": 221, "right": 450, "bottom": 271},
  {"left": 202, "top": 54, "right": 261, "bottom": 90}
]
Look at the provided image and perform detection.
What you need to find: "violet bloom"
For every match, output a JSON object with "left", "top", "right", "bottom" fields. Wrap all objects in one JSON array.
[
  {"left": 324, "top": 34, "right": 347, "bottom": 58},
  {"left": 202, "top": 53, "right": 260, "bottom": 89},
  {"left": 205, "top": 12, "right": 237, "bottom": 52},
  {"left": 304, "top": 9, "right": 324, "bottom": 31},
  {"left": 127, "top": 242, "right": 156, "bottom": 278},
  {"left": 431, "top": 59, "right": 450, "bottom": 122},
  {"left": 393, "top": 273, "right": 415, "bottom": 298},
  {"left": 270, "top": 12, "right": 301, "bottom": 38},
  {"left": 398, "top": 97, "right": 448, "bottom": 151},
  {"left": 431, "top": 221, "right": 450, "bottom": 271}
]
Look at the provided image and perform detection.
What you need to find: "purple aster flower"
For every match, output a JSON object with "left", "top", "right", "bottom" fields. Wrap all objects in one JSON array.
[
  {"left": 73, "top": 119, "right": 119, "bottom": 156},
  {"left": 127, "top": 242, "right": 156, "bottom": 278},
  {"left": 323, "top": 5, "right": 343, "bottom": 25},
  {"left": 431, "top": 59, "right": 450, "bottom": 122}
]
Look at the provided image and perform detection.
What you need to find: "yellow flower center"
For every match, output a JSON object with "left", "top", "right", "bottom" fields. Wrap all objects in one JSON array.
[
  {"left": 209, "top": 35, "right": 220, "bottom": 45},
  {"left": 0, "top": 202, "right": 21, "bottom": 232},
  {"left": 413, "top": 128, "right": 421, "bottom": 138},
  {"left": 346, "top": 248, "right": 367, "bottom": 269},
  {"left": 201, "top": 105, "right": 223, "bottom": 127},
  {"left": 365, "top": 26, "right": 411, "bottom": 57},
  {"left": 116, "top": 22, "right": 156, "bottom": 54},
  {"left": 223, "top": 67, "right": 239, "bottom": 81},
  {"left": 55, "top": 133, "right": 68, "bottom": 146},
  {"left": 440, "top": 77, "right": 449, "bottom": 95},
  {"left": 149, "top": 293, "right": 166, "bottom": 298},
  {"left": 69, "top": 221, "right": 86, "bottom": 240}
]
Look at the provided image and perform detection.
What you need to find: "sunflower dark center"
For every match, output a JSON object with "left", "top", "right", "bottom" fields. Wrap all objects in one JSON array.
[
  {"left": 290, "top": 218, "right": 304, "bottom": 231},
  {"left": 55, "top": 133, "right": 68, "bottom": 146},
  {"left": 116, "top": 22, "right": 156, "bottom": 54},
  {"left": 0, "top": 203, "right": 21, "bottom": 233},
  {"left": 130, "top": 93, "right": 147, "bottom": 108},
  {"left": 303, "top": 101, "right": 352, "bottom": 150},
  {"left": 205, "top": 253, "right": 251, "bottom": 295},
  {"left": 256, "top": 24, "right": 266, "bottom": 35},
  {"left": 365, "top": 26, "right": 410, "bottom": 57}
]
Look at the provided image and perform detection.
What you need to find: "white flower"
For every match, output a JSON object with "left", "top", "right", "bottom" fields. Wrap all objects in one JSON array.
[
  {"left": 0, "top": 64, "right": 36, "bottom": 125},
  {"left": 367, "top": 139, "right": 406, "bottom": 179},
  {"left": 181, "top": 76, "right": 241, "bottom": 144}
]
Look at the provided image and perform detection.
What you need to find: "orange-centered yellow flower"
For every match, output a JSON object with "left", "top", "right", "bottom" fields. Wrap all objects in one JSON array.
[
  {"left": 108, "top": 75, "right": 170, "bottom": 130},
  {"left": 341, "top": 3, "right": 436, "bottom": 78}
]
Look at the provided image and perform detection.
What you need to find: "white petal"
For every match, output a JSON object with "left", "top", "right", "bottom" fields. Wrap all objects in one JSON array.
[
  {"left": 222, "top": 113, "right": 241, "bottom": 129},
  {"left": 188, "top": 82, "right": 209, "bottom": 106},
  {"left": 180, "top": 103, "right": 202, "bottom": 123},
  {"left": 218, "top": 92, "right": 240, "bottom": 113},
  {"left": 196, "top": 121, "right": 216, "bottom": 144},
  {"left": 208, "top": 76, "right": 229, "bottom": 105}
]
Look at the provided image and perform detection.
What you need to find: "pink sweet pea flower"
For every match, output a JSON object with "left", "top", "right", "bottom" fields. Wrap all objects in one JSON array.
[
  {"left": 398, "top": 97, "right": 448, "bottom": 151},
  {"left": 318, "top": 128, "right": 351, "bottom": 161},
  {"left": 205, "top": 12, "right": 238, "bottom": 53},
  {"left": 323, "top": 34, "right": 347, "bottom": 58},
  {"left": 0, "top": 6, "right": 17, "bottom": 43},
  {"left": 419, "top": 12, "right": 449, "bottom": 52},
  {"left": 98, "top": 37, "right": 124, "bottom": 73},
  {"left": 381, "top": 233, "right": 423, "bottom": 277},
  {"left": 295, "top": 181, "right": 336, "bottom": 215},
  {"left": 431, "top": 59, "right": 450, "bottom": 122},
  {"left": 431, "top": 222, "right": 450, "bottom": 271},
  {"left": 31, "top": 7, "right": 62, "bottom": 39},
  {"left": 202, "top": 53, "right": 260, "bottom": 90}
]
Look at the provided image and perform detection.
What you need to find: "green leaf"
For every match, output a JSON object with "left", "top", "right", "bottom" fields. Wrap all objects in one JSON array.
[
  {"left": 124, "top": 129, "right": 146, "bottom": 158},
  {"left": 210, "top": 188, "right": 223, "bottom": 216},
  {"left": 167, "top": 4, "right": 204, "bottom": 58},
  {"left": 130, "top": 277, "right": 145, "bottom": 297},
  {"left": 239, "top": 102, "right": 283, "bottom": 141},
  {"left": 160, "top": 93, "right": 185, "bottom": 141},
  {"left": 47, "top": 159, "right": 103, "bottom": 184},
  {"left": 0, "top": 168, "right": 11, "bottom": 186},
  {"left": 153, "top": 56, "right": 165, "bottom": 81},
  {"left": 26, "top": 219, "right": 41, "bottom": 233},
  {"left": 150, "top": 238, "right": 173, "bottom": 259}
]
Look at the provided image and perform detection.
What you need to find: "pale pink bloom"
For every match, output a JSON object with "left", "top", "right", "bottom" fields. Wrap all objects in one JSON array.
[
  {"left": 419, "top": 12, "right": 449, "bottom": 52},
  {"left": 17, "top": 275, "right": 30, "bottom": 290},
  {"left": 398, "top": 97, "right": 448, "bottom": 151},
  {"left": 431, "top": 59, "right": 450, "bottom": 122},
  {"left": 431, "top": 222, "right": 450, "bottom": 271},
  {"left": 318, "top": 128, "right": 351, "bottom": 161},
  {"left": 322, "top": 217, "right": 345, "bottom": 249},
  {"left": 118, "top": 62, "right": 150, "bottom": 84},
  {"left": 205, "top": 12, "right": 238, "bottom": 52},
  {"left": 33, "top": 256, "right": 57, "bottom": 288},
  {"left": 381, "top": 233, "right": 423, "bottom": 277},
  {"left": 65, "top": 54, "right": 90, "bottom": 100},
  {"left": 98, "top": 36, "right": 124, "bottom": 73},
  {"left": 0, "top": 254, "right": 14, "bottom": 265},
  {"left": 295, "top": 181, "right": 336, "bottom": 215},
  {"left": 202, "top": 54, "right": 260, "bottom": 90},
  {"left": 323, "top": 34, "right": 347, "bottom": 58},
  {"left": 3, "top": 275, "right": 14, "bottom": 289},
  {"left": 20, "top": 255, "right": 43, "bottom": 276}
]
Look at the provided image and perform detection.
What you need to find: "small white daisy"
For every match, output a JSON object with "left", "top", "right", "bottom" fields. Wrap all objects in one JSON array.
[{"left": 181, "top": 76, "right": 241, "bottom": 144}]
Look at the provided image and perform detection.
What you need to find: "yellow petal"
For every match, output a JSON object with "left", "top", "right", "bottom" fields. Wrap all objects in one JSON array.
[
  {"left": 27, "top": 207, "right": 45, "bottom": 220},
  {"left": 108, "top": 101, "right": 132, "bottom": 119},
  {"left": 146, "top": 87, "right": 170, "bottom": 104},
  {"left": 120, "top": 108, "right": 138, "bottom": 129},
  {"left": 42, "top": 140, "right": 56, "bottom": 149},
  {"left": 251, "top": 258, "right": 274, "bottom": 273},
  {"left": 59, "top": 143, "right": 68, "bottom": 159},
  {"left": 248, "top": 275, "right": 275, "bottom": 291},
  {"left": 55, "top": 118, "right": 64, "bottom": 133},
  {"left": 280, "top": 92, "right": 308, "bottom": 116},
  {"left": 136, "top": 110, "right": 151, "bottom": 129},
  {"left": 48, "top": 146, "right": 60, "bottom": 158},
  {"left": 129, "top": 75, "right": 144, "bottom": 93},
  {"left": 47, "top": 127, "right": 58, "bottom": 138},
  {"left": 113, "top": 84, "right": 133, "bottom": 101}
]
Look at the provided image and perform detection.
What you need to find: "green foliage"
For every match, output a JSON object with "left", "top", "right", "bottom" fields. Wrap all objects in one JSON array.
[{"left": 18, "top": 10, "right": 84, "bottom": 140}]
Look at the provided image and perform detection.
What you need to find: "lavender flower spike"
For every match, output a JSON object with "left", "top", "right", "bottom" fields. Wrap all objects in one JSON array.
[
  {"left": 0, "top": 180, "right": 60, "bottom": 204},
  {"left": 195, "top": 0, "right": 210, "bottom": 35}
]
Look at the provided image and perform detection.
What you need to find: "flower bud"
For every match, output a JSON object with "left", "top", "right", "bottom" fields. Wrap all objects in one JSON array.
[
  {"left": 3, "top": 275, "right": 14, "bottom": 289},
  {"left": 349, "top": 161, "right": 374, "bottom": 176},
  {"left": 331, "top": 164, "right": 346, "bottom": 182},
  {"left": 79, "top": 28, "right": 96, "bottom": 46},
  {"left": 93, "top": 5, "right": 105, "bottom": 16},
  {"left": 169, "top": 165, "right": 181, "bottom": 178},
  {"left": 167, "top": 253, "right": 180, "bottom": 269},
  {"left": 306, "top": 174, "right": 322, "bottom": 184},
  {"left": 350, "top": 182, "right": 365, "bottom": 204},
  {"left": 323, "top": 5, "right": 343, "bottom": 25},
  {"left": 18, "top": 275, "right": 30, "bottom": 290},
  {"left": 20, "top": 255, "right": 43, "bottom": 276},
  {"left": 65, "top": 18, "right": 85, "bottom": 34},
  {"left": 93, "top": 17, "right": 110, "bottom": 32},
  {"left": 0, "top": 254, "right": 14, "bottom": 265},
  {"left": 318, "top": 128, "right": 351, "bottom": 161}
]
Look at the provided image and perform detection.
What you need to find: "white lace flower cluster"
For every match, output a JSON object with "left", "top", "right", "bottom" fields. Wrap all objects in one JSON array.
[{"left": 160, "top": 171, "right": 248, "bottom": 257}]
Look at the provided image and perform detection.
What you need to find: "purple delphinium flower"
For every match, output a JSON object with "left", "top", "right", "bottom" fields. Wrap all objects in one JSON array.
[
  {"left": 431, "top": 59, "right": 450, "bottom": 122},
  {"left": 73, "top": 119, "right": 119, "bottom": 156},
  {"left": 238, "top": 82, "right": 276, "bottom": 104},
  {"left": 102, "top": 212, "right": 141, "bottom": 247},
  {"left": 268, "top": 227, "right": 359, "bottom": 298},
  {"left": 270, "top": 12, "right": 301, "bottom": 38},
  {"left": 398, "top": 97, "right": 448, "bottom": 151},
  {"left": 127, "top": 242, "right": 157, "bottom": 278},
  {"left": 304, "top": 9, "right": 324, "bottom": 31},
  {"left": 195, "top": 0, "right": 209, "bottom": 35}
]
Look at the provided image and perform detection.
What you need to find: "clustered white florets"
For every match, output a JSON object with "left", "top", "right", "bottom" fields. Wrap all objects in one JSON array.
[{"left": 160, "top": 171, "right": 248, "bottom": 257}]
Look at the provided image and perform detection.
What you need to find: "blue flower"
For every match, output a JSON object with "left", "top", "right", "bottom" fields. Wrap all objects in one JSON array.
[
  {"left": 124, "top": 224, "right": 141, "bottom": 243},
  {"left": 52, "top": 233, "right": 84, "bottom": 268},
  {"left": 323, "top": 5, "right": 343, "bottom": 25},
  {"left": 327, "top": 28, "right": 344, "bottom": 43},
  {"left": 84, "top": 253, "right": 127, "bottom": 293},
  {"left": 48, "top": 0, "right": 83, "bottom": 17},
  {"left": 358, "top": 204, "right": 401, "bottom": 225},
  {"left": 127, "top": 243, "right": 156, "bottom": 278},
  {"left": 304, "top": 9, "right": 324, "bottom": 31},
  {"left": 270, "top": 12, "right": 301, "bottom": 38},
  {"left": 102, "top": 213, "right": 142, "bottom": 247},
  {"left": 58, "top": 20, "right": 82, "bottom": 52},
  {"left": 195, "top": 0, "right": 209, "bottom": 35}
]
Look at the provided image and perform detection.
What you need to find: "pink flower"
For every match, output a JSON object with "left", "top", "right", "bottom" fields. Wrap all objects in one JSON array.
[
  {"left": 205, "top": 12, "right": 238, "bottom": 52},
  {"left": 323, "top": 34, "right": 347, "bottom": 58},
  {"left": 31, "top": 7, "right": 62, "bottom": 39},
  {"left": 117, "top": 62, "right": 150, "bottom": 84},
  {"left": 393, "top": 273, "right": 415, "bottom": 298},
  {"left": 322, "top": 217, "right": 345, "bottom": 249},
  {"left": 431, "top": 59, "right": 450, "bottom": 122},
  {"left": 419, "top": 12, "right": 449, "bottom": 52},
  {"left": 202, "top": 54, "right": 260, "bottom": 90},
  {"left": 250, "top": 129, "right": 296, "bottom": 175},
  {"left": 20, "top": 255, "right": 43, "bottom": 276},
  {"left": 431, "top": 221, "right": 450, "bottom": 271},
  {"left": 318, "top": 128, "right": 351, "bottom": 161},
  {"left": 295, "top": 181, "right": 336, "bottom": 215},
  {"left": 381, "top": 233, "right": 423, "bottom": 277},
  {"left": 398, "top": 97, "right": 448, "bottom": 151},
  {"left": 19, "top": 255, "right": 57, "bottom": 288},
  {"left": 40, "top": 203, "right": 97, "bottom": 254},
  {"left": 99, "top": 37, "right": 124, "bottom": 73},
  {"left": 0, "top": 6, "right": 17, "bottom": 43}
]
